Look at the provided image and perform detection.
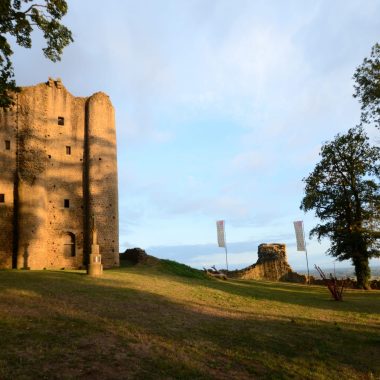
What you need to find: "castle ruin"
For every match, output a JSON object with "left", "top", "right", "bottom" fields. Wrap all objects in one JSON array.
[
  {"left": 0, "top": 79, "right": 119, "bottom": 270},
  {"left": 229, "top": 243, "right": 306, "bottom": 282}
]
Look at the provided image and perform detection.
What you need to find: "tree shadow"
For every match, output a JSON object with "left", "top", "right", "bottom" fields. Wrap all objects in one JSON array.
[
  {"left": 0, "top": 270, "right": 378, "bottom": 379},
  {"left": 119, "top": 263, "right": 380, "bottom": 315}
]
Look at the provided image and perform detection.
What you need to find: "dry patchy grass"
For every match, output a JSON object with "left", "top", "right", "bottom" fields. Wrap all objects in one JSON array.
[{"left": 0, "top": 260, "right": 379, "bottom": 379}]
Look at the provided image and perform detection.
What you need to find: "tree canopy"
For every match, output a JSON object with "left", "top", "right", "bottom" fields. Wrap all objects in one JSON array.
[
  {"left": 301, "top": 126, "right": 380, "bottom": 289},
  {"left": 0, "top": 0, "right": 73, "bottom": 106},
  {"left": 353, "top": 43, "right": 380, "bottom": 128}
]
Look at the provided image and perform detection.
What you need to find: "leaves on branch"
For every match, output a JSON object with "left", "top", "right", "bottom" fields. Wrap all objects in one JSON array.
[
  {"left": 300, "top": 127, "right": 380, "bottom": 281},
  {"left": 0, "top": 0, "right": 73, "bottom": 107},
  {"left": 353, "top": 43, "right": 380, "bottom": 128}
]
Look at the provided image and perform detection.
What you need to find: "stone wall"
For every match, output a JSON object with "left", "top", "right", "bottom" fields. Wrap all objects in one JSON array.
[
  {"left": 0, "top": 107, "right": 17, "bottom": 268},
  {"left": 86, "top": 92, "right": 119, "bottom": 268},
  {"left": 0, "top": 79, "right": 119, "bottom": 269},
  {"left": 229, "top": 243, "right": 306, "bottom": 282}
]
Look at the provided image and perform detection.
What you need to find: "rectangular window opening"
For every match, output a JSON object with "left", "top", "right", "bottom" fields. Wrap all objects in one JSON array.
[
  {"left": 0, "top": 194, "right": 4, "bottom": 203},
  {"left": 5, "top": 140, "right": 10, "bottom": 150},
  {"left": 64, "top": 199, "right": 70, "bottom": 208},
  {"left": 66, "top": 146, "right": 71, "bottom": 155},
  {"left": 58, "top": 116, "right": 64, "bottom": 126}
]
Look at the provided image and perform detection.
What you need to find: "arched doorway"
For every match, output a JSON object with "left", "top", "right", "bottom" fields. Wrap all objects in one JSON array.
[{"left": 63, "top": 232, "right": 75, "bottom": 258}]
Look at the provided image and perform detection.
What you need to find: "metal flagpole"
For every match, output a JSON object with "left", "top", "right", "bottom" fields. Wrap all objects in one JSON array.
[
  {"left": 302, "top": 221, "right": 310, "bottom": 284},
  {"left": 224, "top": 225, "right": 229, "bottom": 271}
]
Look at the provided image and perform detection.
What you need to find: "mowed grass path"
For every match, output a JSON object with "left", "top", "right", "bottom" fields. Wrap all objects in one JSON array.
[{"left": 0, "top": 260, "right": 379, "bottom": 380}]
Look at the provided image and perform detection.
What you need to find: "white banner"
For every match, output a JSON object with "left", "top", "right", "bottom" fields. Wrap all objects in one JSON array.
[
  {"left": 216, "top": 220, "right": 225, "bottom": 247},
  {"left": 293, "top": 220, "right": 306, "bottom": 251}
]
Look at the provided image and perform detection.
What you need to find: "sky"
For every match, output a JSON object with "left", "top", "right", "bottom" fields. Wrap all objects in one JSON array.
[{"left": 11, "top": 0, "right": 380, "bottom": 271}]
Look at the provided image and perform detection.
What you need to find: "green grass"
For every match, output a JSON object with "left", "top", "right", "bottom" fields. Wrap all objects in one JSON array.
[{"left": 0, "top": 262, "right": 379, "bottom": 379}]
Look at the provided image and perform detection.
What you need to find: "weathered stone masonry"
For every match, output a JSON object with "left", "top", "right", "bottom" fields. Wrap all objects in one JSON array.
[
  {"left": 0, "top": 79, "right": 119, "bottom": 269},
  {"left": 229, "top": 243, "right": 306, "bottom": 283}
]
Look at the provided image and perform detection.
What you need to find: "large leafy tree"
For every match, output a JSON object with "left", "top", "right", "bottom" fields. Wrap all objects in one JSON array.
[
  {"left": 353, "top": 43, "right": 380, "bottom": 128},
  {"left": 0, "top": 0, "right": 73, "bottom": 106},
  {"left": 301, "top": 127, "right": 380, "bottom": 289}
]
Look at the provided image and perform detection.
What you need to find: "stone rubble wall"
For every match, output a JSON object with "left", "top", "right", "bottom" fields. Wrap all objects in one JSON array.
[{"left": 229, "top": 243, "right": 306, "bottom": 283}]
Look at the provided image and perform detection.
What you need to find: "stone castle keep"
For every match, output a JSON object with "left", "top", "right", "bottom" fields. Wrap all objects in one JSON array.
[{"left": 0, "top": 78, "right": 119, "bottom": 269}]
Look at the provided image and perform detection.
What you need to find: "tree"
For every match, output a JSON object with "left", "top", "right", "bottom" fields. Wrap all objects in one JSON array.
[
  {"left": 0, "top": 0, "right": 73, "bottom": 107},
  {"left": 300, "top": 126, "right": 380, "bottom": 289},
  {"left": 353, "top": 43, "right": 380, "bottom": 128}
]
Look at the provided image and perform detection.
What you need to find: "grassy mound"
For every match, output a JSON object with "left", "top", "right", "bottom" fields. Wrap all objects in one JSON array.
[
  {"left": 0, "top": 263, "right": 379, "bottom": 379},
  {"left": 120, "top": 250, "right": 207, "bottom": 279},
  {"left": 158, "top": 259, "right": 208, "bottom": 280}
]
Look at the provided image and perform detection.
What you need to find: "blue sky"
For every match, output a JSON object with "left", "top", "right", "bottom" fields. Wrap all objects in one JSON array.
[{"left": 12, "top": 0, "right": 380, "bottom": 271}]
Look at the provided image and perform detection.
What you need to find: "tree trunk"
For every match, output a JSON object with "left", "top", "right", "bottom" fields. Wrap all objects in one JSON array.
[{"left": 352, "top": 256, "right": 371, "bottom": 290}]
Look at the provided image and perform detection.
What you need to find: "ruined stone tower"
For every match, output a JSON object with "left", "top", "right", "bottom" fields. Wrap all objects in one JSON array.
[
  {"left": 0, "top": 78, "right": 119, "bottom": 269},
  {"left": 229, "top": 244, "right": 294, "bottom": 281}
]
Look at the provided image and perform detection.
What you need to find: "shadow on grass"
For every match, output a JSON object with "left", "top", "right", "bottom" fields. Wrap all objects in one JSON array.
[
  {"left": 0, "top": 269, "right": 379, "bottom": 379},
  {"left": 206, "top": 278, "right": 380, "bottom": 314},
  {"left": 114, "top": 262, "right": 380, "bottom": 315}
]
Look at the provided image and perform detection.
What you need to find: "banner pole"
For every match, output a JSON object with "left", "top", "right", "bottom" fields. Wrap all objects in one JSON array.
[
  {"left": 225, "top": 245, "right": 229, "bottom": 272},
  {"left": 302, "top": 221, "right": 310, "bottom": 284},
  {"left": 224, "top": 226, "right": 229, "bottom": 271}
]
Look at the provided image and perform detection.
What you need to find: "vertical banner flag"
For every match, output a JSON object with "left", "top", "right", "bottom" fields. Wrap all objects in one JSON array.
[
  {"left": 293, "top": 221, "right": 306, "bottom": 251},
  {"left": 216, "top": 220, "right": 225, "bottom": 247}
]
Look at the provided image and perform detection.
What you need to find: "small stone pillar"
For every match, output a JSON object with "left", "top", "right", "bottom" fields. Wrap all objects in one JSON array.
[{"left": 87, "top": 216, "right": 103, "bottom": 276}]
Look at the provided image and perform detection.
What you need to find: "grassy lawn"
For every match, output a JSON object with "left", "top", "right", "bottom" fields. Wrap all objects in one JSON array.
[{"left": 0, "top": 260, "right": 379, "bottom": 379}]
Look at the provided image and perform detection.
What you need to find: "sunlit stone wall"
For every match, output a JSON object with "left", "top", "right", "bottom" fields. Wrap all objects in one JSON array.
[
  {"left": 229, "top": 243, "right": 294, "bottom": 281},
  {"left": 0, "top": 107, "right": 17, "bottom": 268},
  {"left": 0, "top": 79, "right": 119, "bottom": 269}
]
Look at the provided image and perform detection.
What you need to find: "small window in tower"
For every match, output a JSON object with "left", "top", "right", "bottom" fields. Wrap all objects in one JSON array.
[
  {"left": 63, "top": 233, "right": 76, "bottom": 258},
  {"left": 58, "top": 116, "right": 64, "bottom": 126},
  {"left": 5, "top": 140, "right": 10, "bottom": 150},
  {"left": 66, "top": 146, "right": 71, "bottom": 155},
  {"left": 64, "top": 199, "right": 70, "bottom": 208},
  {"left": 0, "top": 194, "right": 4, "bottom": 203}
]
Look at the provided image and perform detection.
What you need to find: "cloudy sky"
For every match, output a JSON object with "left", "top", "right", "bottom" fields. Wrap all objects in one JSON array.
[{"left": 11, "top": 0, "right": 380, "bottom": 271}]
